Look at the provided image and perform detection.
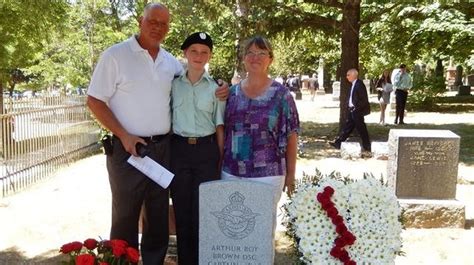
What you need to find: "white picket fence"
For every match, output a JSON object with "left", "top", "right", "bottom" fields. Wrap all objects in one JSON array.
[{"left": 0, "top": 95, "right": 101, "bottom": 197}]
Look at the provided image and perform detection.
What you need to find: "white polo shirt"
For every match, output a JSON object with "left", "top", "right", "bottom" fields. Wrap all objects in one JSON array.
[{"left": 87, "top": 36, "right": 183, "bottom": 136}]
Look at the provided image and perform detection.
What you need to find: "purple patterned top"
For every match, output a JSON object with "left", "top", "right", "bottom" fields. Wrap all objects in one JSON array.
[{"left": 222, "top": 80, "right": 300, "bottom": 178}]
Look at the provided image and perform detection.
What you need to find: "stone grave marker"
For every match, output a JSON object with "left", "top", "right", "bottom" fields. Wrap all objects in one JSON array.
[
  {"left": 363, "top": 79, "right": 371, "bottom": 96},
  {"left": 332, "top": 81, "right": 340, "bottom": 101},
  {"left": 467, "top": 74, "right": 474, "bottom": 87},
  {"left": 454, "top": 65, "right": 463, "bottom": 87},
  {"left": 387, "top": 129, "right": 465, "bottom": 228},
  {"left": 199, "top": 180, "right": 274, "bottom": 265},
  {"left": 387, "top": 129, "right": 460, "bottom": 199}
]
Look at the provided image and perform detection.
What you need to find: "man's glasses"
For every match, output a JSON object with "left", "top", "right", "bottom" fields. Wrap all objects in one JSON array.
[{"left": 245, "top": 50, "right": 269, "bottom": 58}]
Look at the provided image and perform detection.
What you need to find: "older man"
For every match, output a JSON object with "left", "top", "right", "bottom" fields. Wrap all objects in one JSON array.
[
  {"left": 87, "top": 3, "right": 227, "bottom": 264},
  {"left": 331, "top": 69, "right": 371, "bottom": 158}
]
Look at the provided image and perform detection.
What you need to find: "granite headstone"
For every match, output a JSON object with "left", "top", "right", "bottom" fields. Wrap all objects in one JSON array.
[
  {"left": 199, "top": 180, "right": 274, "bottom": 265},
  {"left": 332, "top": 81, "right": 340, "bottom": 101},
  {"left": 363, "top": 79, "right": 371, "bottom": 96},
  {"left": 387, "top": 129, "right": 460, "bottom": 199},
  {"left": 454, "top": 65, "right": 463, "bottom": 87}
]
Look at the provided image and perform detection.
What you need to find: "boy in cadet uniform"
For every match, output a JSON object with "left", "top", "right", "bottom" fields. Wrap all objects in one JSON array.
[{"left": 170, "top": 32, "right": 225, "bottom": 265}]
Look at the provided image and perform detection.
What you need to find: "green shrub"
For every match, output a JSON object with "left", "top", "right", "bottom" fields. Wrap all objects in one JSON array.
[{"left": 409, "top": 72, "right": 446, "bottom": 110}]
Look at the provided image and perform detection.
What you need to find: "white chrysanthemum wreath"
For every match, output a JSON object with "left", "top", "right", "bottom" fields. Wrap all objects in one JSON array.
[{"left": 283, "top": 170, "right": 403, "bottom": 265}]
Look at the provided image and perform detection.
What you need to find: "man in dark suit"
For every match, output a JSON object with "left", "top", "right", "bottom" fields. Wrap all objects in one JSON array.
[{"left": 331, "top": 68, "right": 372, "bottom": 157}]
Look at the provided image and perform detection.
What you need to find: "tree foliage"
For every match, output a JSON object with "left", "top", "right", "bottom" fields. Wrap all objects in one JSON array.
[
  {"left": 362, "top": 2, "right": 474, "bottom": 78},
  {"left": 0, "top": 0, "right": 68, "bottom": 93},
  {"left": 1, "top": 0, "right": 472, "bottom": 122}
]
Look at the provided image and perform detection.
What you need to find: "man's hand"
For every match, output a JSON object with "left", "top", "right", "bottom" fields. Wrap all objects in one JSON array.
[
  {"left": 120, "top": 134, "right": 147, "bottom": 157},
  {"left": 215, "top": 79, "right": 229, "bottom": 101}
]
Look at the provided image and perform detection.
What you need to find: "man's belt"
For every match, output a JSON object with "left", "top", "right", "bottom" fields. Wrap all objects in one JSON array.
[
  {"left": 139, "top": 134, "right": 168, "bottom": 143},
  {"left": 173, "top": 134, "right": 215, "bottom": 145},
  {"left": 113, "top": 134, "right": 168, "bottom": 143}
]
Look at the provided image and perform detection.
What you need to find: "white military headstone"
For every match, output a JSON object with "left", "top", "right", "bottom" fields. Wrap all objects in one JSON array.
[{"left": 199, "top": 180, "right": 274, "bottom": 265}]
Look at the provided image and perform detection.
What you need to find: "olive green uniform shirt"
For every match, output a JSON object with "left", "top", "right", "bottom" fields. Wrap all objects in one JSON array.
[{"left": 171, "top": 71, "right": 225, "bottom": 137}]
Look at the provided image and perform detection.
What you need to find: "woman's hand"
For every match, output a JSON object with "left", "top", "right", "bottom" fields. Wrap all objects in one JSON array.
[{"left": 284, "top": 175, "right": 295, "bottom": 197}]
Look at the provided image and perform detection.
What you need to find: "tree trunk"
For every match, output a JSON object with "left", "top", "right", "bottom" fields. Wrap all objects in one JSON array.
[
  {"left": 0, "top": 83, "right": 3, "bottom": 115},
  {"left": 435, "top": 58, "right": 443, "bottom": 77},
  {"left": 338, "top": 0, "right": 360, "bottom": 131},
  {"left": 234, "top": 0, "right": 250, "bottom": 79}
]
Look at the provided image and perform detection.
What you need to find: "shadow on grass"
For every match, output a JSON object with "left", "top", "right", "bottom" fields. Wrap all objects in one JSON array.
[
  {"left": 0, "top": 248, "right": 66, "bottom": 264},
  {"left": 275, "top": 231, "right": 299, "bottom": 265},
  {"left": 299, "top": 121, "right": 474, "bottom": 166}
]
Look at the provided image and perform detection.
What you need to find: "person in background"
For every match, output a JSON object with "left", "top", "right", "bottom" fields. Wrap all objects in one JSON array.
[
  {"left": 170, "top": 32, "right": 225, "bottom": 265},
  {"left": 330, "top": 69, "right": 372, "bottom": 158},
  {"left": 375, "top": 70, "right": 393, "bottom": 125},
  {"left": 308, "top": 73, "right": 319, "bottom": 101},
  {"left": 86, "top": 3, "right": 228, "bottom": 264},
  {"left": 221, "top": 36, "right": 300, "bottom": 263},
  {"left": 275, "top": 74, "right": 284, "bottom": 85},
  {"left": 393, "top": 64, "right": 412, "bottom": 125}
]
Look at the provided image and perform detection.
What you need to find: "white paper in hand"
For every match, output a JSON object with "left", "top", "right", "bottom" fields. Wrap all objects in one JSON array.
[{"left": 127, "top": 155, "right": 174, "bottom": 188}]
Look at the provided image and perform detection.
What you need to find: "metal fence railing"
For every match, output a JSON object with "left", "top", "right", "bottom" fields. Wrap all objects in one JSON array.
[{"left": 1, "top": 95, "right": 101, "bottom": 197}]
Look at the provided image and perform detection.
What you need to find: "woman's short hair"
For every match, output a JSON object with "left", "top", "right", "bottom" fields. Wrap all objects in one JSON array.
[{"left": 241, "top": 36, "right": 274, "bottom": 59}]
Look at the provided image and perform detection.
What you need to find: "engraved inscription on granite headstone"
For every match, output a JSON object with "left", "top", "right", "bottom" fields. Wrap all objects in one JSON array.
[
  {"left": 199, "top": 180, "right": 274, "bottom": 265},
  {"left": 387, "top": 129, "right": 460, "bottom": 199}
]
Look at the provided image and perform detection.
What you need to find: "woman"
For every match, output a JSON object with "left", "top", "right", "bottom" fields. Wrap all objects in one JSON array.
[
  {"left": 221, "top": 36, "right": 300, "bottom": 261},
  {"left": 375, "top": 70, "right": 393, "bottom": 125}
]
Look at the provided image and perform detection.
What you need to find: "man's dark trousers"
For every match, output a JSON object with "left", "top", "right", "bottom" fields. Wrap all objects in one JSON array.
[
  {"left": 395, "top": 89, "right": 408, "bottom": 123},
  {"left": 335, "top": 110, "right": 371, "bottom": 151},
  {"left": 107, "top": 136, "right": 171, "bottom": 265}
]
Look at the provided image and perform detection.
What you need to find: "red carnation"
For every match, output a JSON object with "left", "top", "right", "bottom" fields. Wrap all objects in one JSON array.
[
  {"left": 334, "top": 237, "right": 346, "bottom": 248},
  {"left": 321, "top": 200, "right": 334, "bottom": 211},
  {"left": 316, "top": 193, "right": 325, "bottom": 203},
  {"left": 83, "top": 238, "right": 98, "bottom": 250},
  {"left": 339, "top": 249, "right": 350, "bottom": 262},
  {"left": 343, "top": 231, "right": 356, "bottom": 245},
  {"left": 60, "top": 241, "right": 83, "bottom": 254},
  {"left": 101, "top": 240, "right": 112, "bottom": 249},
  {"left": 345, "top": 261, "right": 357, "bottom": 265},
  {"left": 126, "top": 246, "right": 140, "bottom": 263},
  {"left": 326, "top": 206, "right": 339, "bottom": 218},
  {"left": 323, "top": 186, "right": 335, "bottom": 196},
  {"left": 75, "top": 253, "right": 95, "bottom": 265},
  {"left": 110, "top": 239, "right": 128, "bottom": 257},
  {"left": 336, "top": 223, "right": 348, "bottom": 234},
  {"left": 110, "top": 239, "right": 128, "bottom": 248},
  {"left": 331, "top": 215, "right": 344, "bottom": 225},
  {"left": 330, "top": 247, "right": 342, "bottom": 258}
]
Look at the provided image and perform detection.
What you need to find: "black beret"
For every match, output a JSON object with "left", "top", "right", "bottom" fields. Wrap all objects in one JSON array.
[{"left": 180, "top": 32, "right": 213, "bottom": 51}]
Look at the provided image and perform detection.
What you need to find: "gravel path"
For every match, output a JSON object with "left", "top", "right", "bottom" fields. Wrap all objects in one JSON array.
[{"left": 0, "top": 92, "right": 473, "bottom": 264}]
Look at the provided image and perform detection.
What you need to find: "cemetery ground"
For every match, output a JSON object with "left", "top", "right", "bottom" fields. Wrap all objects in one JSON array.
[{"left": 0, "top": 91, "right": 473, "bottom": 264}]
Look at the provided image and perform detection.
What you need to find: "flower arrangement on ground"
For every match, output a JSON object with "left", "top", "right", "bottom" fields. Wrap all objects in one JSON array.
[
  {"left": 60, "top": 238, "right": 140, "bottom": 265},
  {"left": 283, "top": 169, "right": 403, "bottom": 264}
]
